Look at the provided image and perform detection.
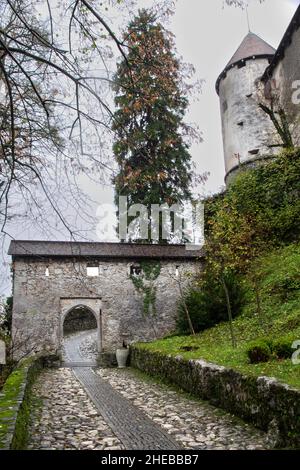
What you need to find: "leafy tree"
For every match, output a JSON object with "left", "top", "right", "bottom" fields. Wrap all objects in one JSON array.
[
  {"left": 3, "top": 296, "right": 12, "bottom": 332},
  {"left": 177, "top": 272, "right": 244, "bottom": 335},
  {"left": 202, "top": 148, "right": 300, "bottom": 345},
  {"left": 0, "top": 0, "right": 133, "bottom": 237},
  {"left": 112, "top": 9, "right": 196, "bottom": 242},
  {"left": 224, "top": 0, "right": 265, "bottom": 7},
  {"left": 0, "top": 296, "right": 12, "bottom": 333}
]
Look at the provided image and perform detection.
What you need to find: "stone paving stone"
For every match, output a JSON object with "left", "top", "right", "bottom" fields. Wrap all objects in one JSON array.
[
  {"left": 74, "top": 367, "right": 181, "bottom": 450},
  {"left": 62, "top": 330, "right": 97, "bottom": 367},
  {"left": 27, "top": 368, "right": 123, "bottom": 450},
  {"left": 28, "top": 330, "right": 271, "bottom": 451},
  {"left": 96, "top": 368, "right": 271, "bottom": 450}
]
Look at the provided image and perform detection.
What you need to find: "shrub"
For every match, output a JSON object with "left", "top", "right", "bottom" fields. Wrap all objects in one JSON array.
[
  {"left": 247, "top": 336, "right": 294, "bottom": 363},
  {"left": 227, "top": 149, "right": 300, "bottom": 245},
  {"left": 272, "top": 338, "right": 294, "bottom": 359},
  {"left": 204, "top": 149, "right": 300, "bottom": 274},
  {"left": 176, "top": 289, "right": 214, "bottom": 334},
  {"left": 176, "top": 271, "right": 245, "bottom": 335},
  {"left": 270, "top": 275, "right": 300, "bottom": 301},
  {"left": 247, "top": 340, "right": 272, "bottom": 363}
]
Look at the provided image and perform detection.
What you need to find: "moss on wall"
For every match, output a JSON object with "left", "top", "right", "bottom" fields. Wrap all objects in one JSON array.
[{"left": 0, "top": 358, "right": 43, "bottom": 449}]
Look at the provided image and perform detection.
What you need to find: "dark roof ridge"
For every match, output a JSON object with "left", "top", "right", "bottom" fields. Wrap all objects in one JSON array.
[
  {"left": 8, "top": 239, "right": 186, "bottom": 247},
  {"left": 8, "top": 240, "right": 204, "bottom": 259},
  {"left": 262, "top": 4, "right": 300, "bottom": 81}
]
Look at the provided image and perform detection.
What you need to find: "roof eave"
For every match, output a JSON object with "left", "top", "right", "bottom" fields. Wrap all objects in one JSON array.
[
  {"left": 216, "top": 53, "right": 275, "bottom": 95},
  {"left": 262, "top": 5, "right": 300, "bottom": 82}
]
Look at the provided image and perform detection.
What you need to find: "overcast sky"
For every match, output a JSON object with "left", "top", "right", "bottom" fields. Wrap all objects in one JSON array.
[
  {"left": 79, "top": 0, "right": 299, "bottom": 210},
  {"left": 0, "top": 0, "right": 299, "bottom": 295},
  {"left": 170, "top": 0, "right": 299, "bottom": 195}
]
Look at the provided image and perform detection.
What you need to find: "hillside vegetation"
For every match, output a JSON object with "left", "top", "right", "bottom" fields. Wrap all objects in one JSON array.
[
  {"left": 141, "top": 149, "right": 300, "bottom": 388},
  {"left": 139, "top": 243, "right": 300, "bottom": 388}
]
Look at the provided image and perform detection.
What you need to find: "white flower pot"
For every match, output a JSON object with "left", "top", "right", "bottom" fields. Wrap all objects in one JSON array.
[{"left": 116, "top": 347, "right": 129, "bottom": 368}]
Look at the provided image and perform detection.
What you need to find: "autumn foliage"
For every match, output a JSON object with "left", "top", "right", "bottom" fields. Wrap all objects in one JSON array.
[{"left": 112, "top": 9, "right": 194, "bottom": 225}]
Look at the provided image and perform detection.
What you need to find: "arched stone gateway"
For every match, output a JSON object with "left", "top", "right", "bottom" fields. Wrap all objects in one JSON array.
[
  {"left": 63, "top": 305, "right": 97, "bottom": 335},
  {"left": 60, "top": 298, "right": 102, "bottom": 353},
  {"left": 8, "top": 240, "right": 204, "bottom": 361}
]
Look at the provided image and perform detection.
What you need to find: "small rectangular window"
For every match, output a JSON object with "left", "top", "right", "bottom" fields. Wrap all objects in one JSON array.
[
  {"left": 175, "top": 266, "right": 179, "bottom": 277},
  {"left": 248, "top": 149, "right": 259, "bottom": 155},
  {"left": 87, "top": 265, "right": 99, "bottom": 277},
  {"left": 130, "top": 265, "right": 142, "bottom": 276},
  {"left": 45, "top": 267, "right": 50, "bottom": 277}
]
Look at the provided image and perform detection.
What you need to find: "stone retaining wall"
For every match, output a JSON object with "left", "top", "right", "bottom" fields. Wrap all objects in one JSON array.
[
  {"left": 130, "top": 347, "right": 300, "bottom": 448},
  {"left": 0, "top": 358, "right": 44, "bottom": 450}
]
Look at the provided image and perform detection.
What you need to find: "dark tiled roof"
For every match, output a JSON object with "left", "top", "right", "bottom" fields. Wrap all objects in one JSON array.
[
  {"left": 8, "top": 240, "right": 203, "bottom": 259},
  {"left": 262, "top": 4, "right": 300, "bottom": 81},
  {"left": 216, "top": 32, "right": 275, "bottom": 94},
  {"left": 226, "top": 32, "right": 275, "bottom": 69}
]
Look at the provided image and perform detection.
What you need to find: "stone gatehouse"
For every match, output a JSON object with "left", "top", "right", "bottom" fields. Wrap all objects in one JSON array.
[{"left": 8, "top": 240, "right": 203, "bottom": 360}]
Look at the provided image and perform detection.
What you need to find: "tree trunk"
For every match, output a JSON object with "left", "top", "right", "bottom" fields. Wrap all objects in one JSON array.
[
  {"left": 177, "top": 275, "right": 195, "bottom": 336},
  {"left": 253, "top": 277, "right": 264, "bottom": 329},
  {"left": 221, "top": 276, "right": 237, "bottom": 348}
]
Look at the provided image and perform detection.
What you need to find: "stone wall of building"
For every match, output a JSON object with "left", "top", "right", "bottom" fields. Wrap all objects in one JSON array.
[
  {"left": 270, "top": 26, "right": 300, "bottom": 146},
  {"left": 11, "top": 257, "right": 200, "bottom": 357},
  {"left": 219, "top": 58, "right": 279, "bottom": 180}
]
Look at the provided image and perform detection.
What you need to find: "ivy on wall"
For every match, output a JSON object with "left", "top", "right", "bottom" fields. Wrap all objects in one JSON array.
[{"left": 130, "top": 261, "right": 161, "bottom": 317}]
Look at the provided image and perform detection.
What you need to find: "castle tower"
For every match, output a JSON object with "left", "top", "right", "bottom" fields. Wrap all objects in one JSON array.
[{"left": 216, "top": 32, "right": 277, "bottom": 184}]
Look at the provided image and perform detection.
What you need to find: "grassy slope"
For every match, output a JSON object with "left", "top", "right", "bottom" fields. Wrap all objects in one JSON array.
[
  {"left": 0, "top": 366, "right": 27, "bottom": 448},
  {"left": 138, "top": 243, "right": 300, "bottom": 388}
]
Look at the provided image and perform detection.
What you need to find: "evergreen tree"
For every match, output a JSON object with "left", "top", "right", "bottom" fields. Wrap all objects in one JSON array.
[{"left": 112, "top": 9, "right": 194, "bottom": 242}]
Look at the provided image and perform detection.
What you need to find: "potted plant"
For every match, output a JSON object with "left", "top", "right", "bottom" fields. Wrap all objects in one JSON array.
[{"left": 116, "top": 340, "right": 129, "bottom": 368}]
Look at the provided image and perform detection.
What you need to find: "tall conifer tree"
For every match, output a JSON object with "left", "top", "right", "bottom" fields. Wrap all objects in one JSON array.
[{"left": 112, "top": 10, "right": 194, "bottom": 242}]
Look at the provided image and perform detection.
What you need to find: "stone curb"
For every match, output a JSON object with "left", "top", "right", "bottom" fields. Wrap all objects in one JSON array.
[
  {"left": 0, "top": 366, "right": 29, "bottom": 450},
  {"left": 0, "top": 357, "right": 47, "bottom": 450}
]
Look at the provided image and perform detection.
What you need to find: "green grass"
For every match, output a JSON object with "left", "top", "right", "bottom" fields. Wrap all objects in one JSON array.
[
  {"left": 0, "top": 358, "right": 43, "bottom": 449},
  {"left": 0, "top": 365, "right": 27, "bottom": 448},
  {"left": 138, "top": 243, "right": 300, "bottom": 389}
]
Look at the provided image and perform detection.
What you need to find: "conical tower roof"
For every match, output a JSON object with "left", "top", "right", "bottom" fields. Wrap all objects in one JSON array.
[{"left": 216, "top": 32, "right": 276, "bottom": 94}]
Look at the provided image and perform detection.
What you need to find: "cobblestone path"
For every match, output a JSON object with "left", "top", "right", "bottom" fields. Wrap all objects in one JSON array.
[
  {"left": 74, "top": 367, "right": 180, "bottom": 450},
  {"left": 28, "top": 330, "right": 270, "bottom": 450},
  {"left": 97, "top": 368, "right": 270, "bottom": 450},
  {"left": 62, "top": 329, "right": 98, "bottom": 366},
  {"left": 28, "top": 368, "right": 123, "bottom": 450}
]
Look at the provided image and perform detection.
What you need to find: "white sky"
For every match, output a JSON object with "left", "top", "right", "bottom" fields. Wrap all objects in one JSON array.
[
  {"left": 170, "top": 0, "right": 299, "bottom": 195},
  {"left": 84, "top": 0, "right": 299, "bottom": 210}
]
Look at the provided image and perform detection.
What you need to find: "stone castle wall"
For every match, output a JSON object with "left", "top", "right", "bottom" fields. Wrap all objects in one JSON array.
[
  {"left": 219, "top": 58, "right": 278, "bottom": 179},
  {"left": 11, "top": 257, "right": 200, "bottom": 357},
  {"left": 270, "top": 26, "right": 300, "bottom": 146}
]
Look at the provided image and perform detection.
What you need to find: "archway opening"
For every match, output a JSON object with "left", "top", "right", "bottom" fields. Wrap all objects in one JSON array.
[
  {"left": 63, "top": 305, "right": 97, "bottom": 335},
  {"left": 62, "top": 305, "right": 98, "bottom": 363}
]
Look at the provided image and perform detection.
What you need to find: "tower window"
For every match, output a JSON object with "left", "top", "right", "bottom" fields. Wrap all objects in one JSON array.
[
  {"left": 248, "top": 149, "right": 259, "bottom": 155},
  {"left": 237, "top": 121, "right": 244, "bottom": 127},
  {"left": 45, "top": 267, "right": 50, "bottom": 277}
]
